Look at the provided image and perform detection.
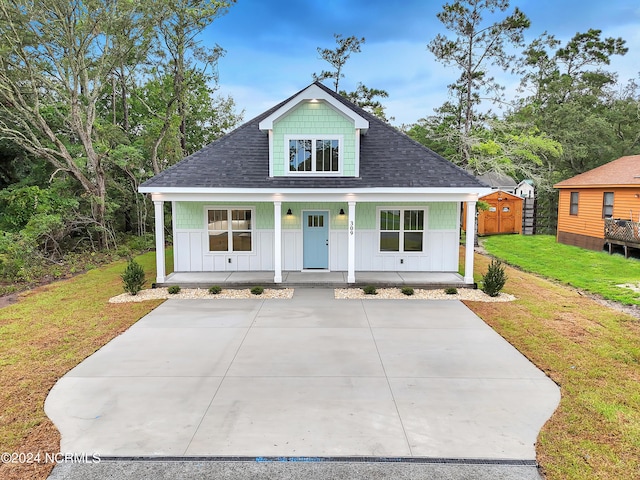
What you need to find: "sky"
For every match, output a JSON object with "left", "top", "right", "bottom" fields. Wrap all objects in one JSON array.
[{"left": 204, "top": 0, "right": 640, "bottom": 126}]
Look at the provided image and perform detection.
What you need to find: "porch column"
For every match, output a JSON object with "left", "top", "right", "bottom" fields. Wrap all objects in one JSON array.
[
  {"left": 464, "top": 200, "right": 476, "bottom": 284},
  {"left": 347, "top": 201, "right": 356, "bottom": 283},
  {"left": 153, "top": 200, "right": 166, "bottom": 284},
  {"left": 274, "top": 201, "right": 282, "bottom": 283}
]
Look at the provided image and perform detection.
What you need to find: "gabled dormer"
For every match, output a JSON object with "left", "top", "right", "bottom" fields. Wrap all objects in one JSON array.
[{"left": 259, "top": 83, "right": 369, "bottom": 178}]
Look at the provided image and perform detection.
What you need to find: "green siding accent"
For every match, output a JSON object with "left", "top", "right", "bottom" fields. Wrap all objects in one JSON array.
[
  {"left": 174, "top": 202, "right": 274, "bottom": 230},
  {"left": 281, "top": 202, "right": 348, "bottom": 230},
  {"left": 174, "top": 201, "right": 457, "bottom": 231},
  {"left": 272, "top": 102, "right": 356, "bottom": 176},
  {"left": 356, "top": 202, "right": 458, "bottom": 230}
]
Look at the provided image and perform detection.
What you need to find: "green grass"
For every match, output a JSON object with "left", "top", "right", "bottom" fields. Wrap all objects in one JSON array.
[
  {"left": 481, "top": 235, "right": 640, "bottom": 305},
  {"left": 467, "top": 253, "right": 640, "bottom": 480},
  {"left": 0, "top": 249, "right": 173, "bottom": 479}
]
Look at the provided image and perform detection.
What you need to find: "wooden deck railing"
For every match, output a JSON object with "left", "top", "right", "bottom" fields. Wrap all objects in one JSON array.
[
  {"left": 604, "top": 218, "right": 640, "bottom": 258},
  {"left": 604, "top": 218, "right": 640, "bottom": 245}
]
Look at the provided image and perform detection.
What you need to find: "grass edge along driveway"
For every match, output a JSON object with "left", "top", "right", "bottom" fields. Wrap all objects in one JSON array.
[
  {"left": 0, "top": 252, "right": 163, "bottom": 480},
  {"left": 0, "top": 244, "right": 639, "bottom": 479},
  {"left": 468, "top": 249, "right": 639, "bottom": 480}
]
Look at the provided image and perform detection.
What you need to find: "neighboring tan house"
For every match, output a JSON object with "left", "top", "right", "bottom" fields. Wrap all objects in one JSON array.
[
  {"left": 554, "top": 155, "right": 640, "bottom": 254},
  {"left": 139, "top": 82, "right": 491, "bottom": 284}
]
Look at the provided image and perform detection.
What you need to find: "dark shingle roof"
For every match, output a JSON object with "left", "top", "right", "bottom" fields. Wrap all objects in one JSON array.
[{"left": 141, "top": 82, "right": 486, "bottom": 190}]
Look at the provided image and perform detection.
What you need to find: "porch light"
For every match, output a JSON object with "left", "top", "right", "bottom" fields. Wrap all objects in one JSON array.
[
  {"left": 339, "top": 208, "right": 345, "bottom": 215},
  {"left": 286, "top": 208, "right": 292, "bottom": 216}
]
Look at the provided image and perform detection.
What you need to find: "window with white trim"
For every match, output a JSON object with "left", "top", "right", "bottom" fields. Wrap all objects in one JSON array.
[
  {"left": 287, "top": 136, "right": 341, "bottom": 173},
  {"left": 207, "top": 208, "right": 253, "bottom": 252},
  {"left": 379, "top": 209, "right": 425, "bottom": 252},
  {"left": 569, "top": 192, "right": 579, "bottom": 216},
  {"left": 602, "top": 192, "right": 614, "bottom": 219}
]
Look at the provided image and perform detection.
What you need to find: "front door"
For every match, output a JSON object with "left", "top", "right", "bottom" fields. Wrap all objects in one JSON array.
[{"left": 303, "top": 211, "right": 329, "bottom": 269}]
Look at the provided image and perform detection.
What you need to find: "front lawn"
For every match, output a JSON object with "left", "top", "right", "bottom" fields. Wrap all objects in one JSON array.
[
  {"left": 0, "top": 252, "right": 165, "bottom": 480},
  {"left": 467, "top": 243, "right": 640, "bottom": 480},
  {"left": 481, "top": 235, "right": 640, "bottom": 305}
]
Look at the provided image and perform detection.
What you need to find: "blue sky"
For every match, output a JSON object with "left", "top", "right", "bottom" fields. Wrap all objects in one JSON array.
[{"left": 206, "top": 0, "right": 640, "bottom": 126}]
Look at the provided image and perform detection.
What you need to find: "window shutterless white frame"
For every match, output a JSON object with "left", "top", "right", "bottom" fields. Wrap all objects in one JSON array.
[
  {"left": 602, "top": 192, "right": 614, "bottom": 219},
  {"left": 285, "top": 134, "right": 343, "bottom": 175},
  {"left": 204, "top": 206, "right": 255, "bottom": 254},
  {"left": 569, "top": 192, "right": 579, "bottom": 216},
  {"left": 377, "top": 206, "right": 427, "bottom": 253}
]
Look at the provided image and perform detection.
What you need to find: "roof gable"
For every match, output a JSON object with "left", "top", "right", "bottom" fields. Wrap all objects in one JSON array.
[
  {"left": 259, "top": 83, "right": 369, "bottom": 131},
  {"left": 140, "top": 82, "right": 488, "bottom": 192},
  {"left": 554, "top": 155, "right": 640, "bottom": 188}
]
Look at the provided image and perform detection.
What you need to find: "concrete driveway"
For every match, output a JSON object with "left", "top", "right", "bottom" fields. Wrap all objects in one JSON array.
[{"left": 45, "top": 288, "right": 559, "bottom": 461}]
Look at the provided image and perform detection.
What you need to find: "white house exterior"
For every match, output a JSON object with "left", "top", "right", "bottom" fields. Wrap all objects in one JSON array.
[
  {"left": 515, "top": 179, "right": 535, "bottom": 199},
  {"left": 139, "top": 83, "right": 491, "bottom": 285}
]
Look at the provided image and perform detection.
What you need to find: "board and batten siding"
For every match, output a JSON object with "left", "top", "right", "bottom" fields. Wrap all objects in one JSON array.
[{"left": 172, "top": 201, "right": 460, "bottom": 273}]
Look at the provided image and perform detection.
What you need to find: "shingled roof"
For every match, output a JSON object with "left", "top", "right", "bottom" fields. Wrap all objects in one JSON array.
[
  {"left": 554, "top": 155, "right": 640, "bottom": 188},
  {"left": 141, "top": 82, "right": 486, "bottom": 190}
]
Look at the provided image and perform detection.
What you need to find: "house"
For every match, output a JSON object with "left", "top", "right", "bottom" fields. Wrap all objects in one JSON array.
[
  {"left": 515, "top": 179, "right": 535, "bottom": 199},
  {"left": 139, "top": 82, "right": 491, "bottom": 285},
  {"left": 554, "top": 155, "right": 640, "bottom": 253},
  {"left": 476, "top": 172, "right": 518, "bottom": 194},
  {"left": 462, "top": 190, "right": 523, "bottom": 236}
]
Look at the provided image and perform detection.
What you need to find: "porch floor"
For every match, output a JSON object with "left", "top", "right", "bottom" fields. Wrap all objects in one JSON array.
[{"left": 158, "top": 271, "right": 470, "bottom": 289}]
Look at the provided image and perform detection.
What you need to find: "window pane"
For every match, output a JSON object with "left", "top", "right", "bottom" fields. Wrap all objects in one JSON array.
[
  {"left": 404, "top": 210, "right": 424, "bottom": 230},
  {"left": 380, "top": 210, "right": 400, "bottom": 230},
  {"left": 209, "top": 232, "right": 228, "bottom": 251},
  {"left": 380, "top": 232, "right": 400, "bottom": 251},
  {"left": 570, "top": 192, "right": 579, "bottom": 216},
  {"left": 208, "top": 210, "right": 227, "bottom": 230},
  {"left": 404, "top": 232, "right": 423, "bottom": 251},
  {"left": 232, "top": 232, "right": 252, "bottom": 251},
  {"left": 603, "top": 192, "right": 614, "bottom": 219},
  {"left": 289, "top": 140, "right": 312, "bottom": 171},
  {"left": 231, "top": 209, "right": 251, "bottom": 230},
  {"left": 331, "top": 140, "right": 339, "bottom": 171}
]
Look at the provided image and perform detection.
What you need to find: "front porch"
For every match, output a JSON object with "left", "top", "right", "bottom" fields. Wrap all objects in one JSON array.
[{"left": 157, "top": 271, "right": 469, "bottom": 289}]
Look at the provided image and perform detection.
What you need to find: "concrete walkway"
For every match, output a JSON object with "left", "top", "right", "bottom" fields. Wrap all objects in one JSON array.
[{"left": 45, "top": 288, "right": 559, "bottom": 463}]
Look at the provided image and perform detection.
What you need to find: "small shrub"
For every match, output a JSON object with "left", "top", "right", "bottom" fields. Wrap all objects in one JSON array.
[
  {"left": 167, "top": 285, "right": 181, "bottom": 294},
  {"left": 482, "top": 259, "right": 507, "bottom": 297},
  {"left": 251, "top": 286, "right": 264, "bottom": 295},
  {"left": 209, "top": 285, "right": 222, "bottom": 295},
  {"left": 444, "top": 287, "right": 458, "bottom": 295},
  {"left": 362, "top": 285, "right": 377, "bottom": 295},
  {"left": 401, "top": 287, "right": 414, "bottom": 296},
  {"left": 121, "top": 259, "right": 146, "bottom": 295}
]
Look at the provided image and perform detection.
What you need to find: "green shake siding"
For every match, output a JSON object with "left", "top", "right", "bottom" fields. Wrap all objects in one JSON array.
[
  {"left": 175, "top": 202, "right": 458, "bottom": 231},
  {"left": 174, "top": 202, "right": 274, "bottom": 229},
  {"left": 272, "top": 102, "right": 356, "bottom": 176},
  {"left": 356, "top": 202, "right": 458, "bottom": 230}
]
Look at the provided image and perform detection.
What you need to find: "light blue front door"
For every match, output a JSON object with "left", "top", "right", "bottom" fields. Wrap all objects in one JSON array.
[{"left": 303, "top": 211, "right": 329, "bottom": 269}]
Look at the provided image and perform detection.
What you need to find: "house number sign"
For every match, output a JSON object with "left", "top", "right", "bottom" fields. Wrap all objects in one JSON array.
[{"left": 349, "top": 221, "right": 354, "bottom": 235}]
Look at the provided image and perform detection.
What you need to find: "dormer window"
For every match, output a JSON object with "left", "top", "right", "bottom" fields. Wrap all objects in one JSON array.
[{"left": 287, "top": 135, "right": 342, "bottom": 174}]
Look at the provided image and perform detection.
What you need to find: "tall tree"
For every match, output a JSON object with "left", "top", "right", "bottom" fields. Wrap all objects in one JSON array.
[
  {"left": 0, "top": 0, "right": 148, "bottom": 247},
  {"left": 428, "top": 0, "right": 530, "bottom": 166},
  {"left": 313, "top": 34, "right": 365, "bottom": 92},
  {"left": 313, "top": 34, "right": 391, "bottom": 122},
  {"left": 516, "top": 29, "right": 630, "bottom": 175}
]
